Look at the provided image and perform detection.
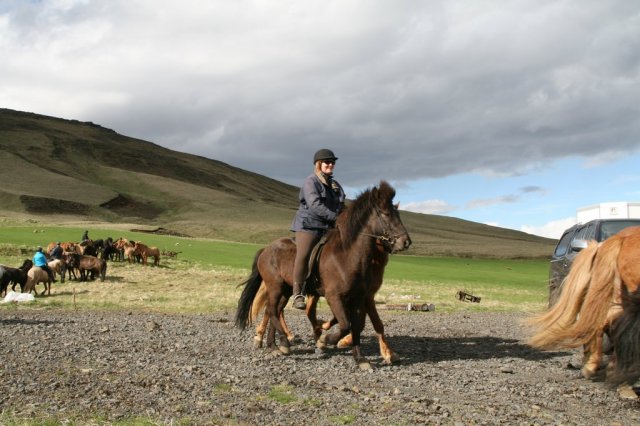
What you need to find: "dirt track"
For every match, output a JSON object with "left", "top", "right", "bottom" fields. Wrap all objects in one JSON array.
[{"left": 0, "top": 309, "right": 638, "bottom": 425}]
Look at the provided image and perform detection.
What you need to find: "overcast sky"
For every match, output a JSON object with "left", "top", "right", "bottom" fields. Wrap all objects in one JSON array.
[{"left": 2, "top": 0, "right": 639, "bottom": 239}]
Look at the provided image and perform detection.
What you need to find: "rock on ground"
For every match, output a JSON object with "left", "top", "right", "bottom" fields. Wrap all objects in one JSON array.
[{"left": 0, "top": 310, "right": 638, "bottom": 425}]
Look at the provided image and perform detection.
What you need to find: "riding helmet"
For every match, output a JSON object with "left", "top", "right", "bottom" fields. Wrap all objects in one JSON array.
[{"left": 313, "top": 149, "right": 338, "bottom": 164}]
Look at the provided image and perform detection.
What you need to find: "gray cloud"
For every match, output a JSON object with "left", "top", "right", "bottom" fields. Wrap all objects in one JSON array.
[
  {"left": 2, "top": 0, "right": 639, "bottom": 189},
  {"left": 466, "top": 186, "right": 546, "bottom": 209}
]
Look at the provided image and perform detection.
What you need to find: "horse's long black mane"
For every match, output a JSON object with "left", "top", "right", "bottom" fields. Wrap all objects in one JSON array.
[{"left": 334, "top": 180, "right": 395, "bottom": 250}]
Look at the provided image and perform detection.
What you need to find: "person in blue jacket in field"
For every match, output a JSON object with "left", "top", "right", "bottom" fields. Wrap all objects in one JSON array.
[
  {"left": 289, "top": 148, "right": 345, "bottom": 309},
  {"left": 33, "top": 246, "right": 57, "bottom": 283}
]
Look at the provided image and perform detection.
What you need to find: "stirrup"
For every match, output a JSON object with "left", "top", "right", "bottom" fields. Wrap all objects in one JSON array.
[{"left": 292, "top": 294, "right": 306, "bottom": 310}]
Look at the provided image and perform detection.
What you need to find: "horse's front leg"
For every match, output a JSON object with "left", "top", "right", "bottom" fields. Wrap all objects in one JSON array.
[
  {"left": 305, "top": 295, "right": 324, "bottom": 343},
  {"left": 319, "top": 297, "right": 351, "bottom": 348},
  {"left": 365, "top": 296, "right": 398, "bottom": 365},
  {"left": 349, "top": 305, "right": 370, "bottom": 369}
]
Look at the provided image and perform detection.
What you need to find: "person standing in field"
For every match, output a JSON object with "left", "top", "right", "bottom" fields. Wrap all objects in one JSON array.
[{"left": 290, "top": 149, "right": 345, "bottom": 309}]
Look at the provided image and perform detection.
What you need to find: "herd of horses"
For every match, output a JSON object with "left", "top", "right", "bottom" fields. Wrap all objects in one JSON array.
[
  {"left": 234, "top": 181, "right": 640, "bottom": 390},
  {"left": 0, "top": 237, "right": 162, "bottom": 297}
]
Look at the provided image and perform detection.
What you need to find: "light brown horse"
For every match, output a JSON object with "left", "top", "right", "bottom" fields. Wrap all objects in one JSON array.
[
  {"left": 24, "top": 267, "right": 53, "bottom": 296},
  {"left": 48, "top": 259, "right": 66, "bottom": 283},
  {"left": 133, "top": 242, "right": 161, "bottom": 266},
  {"left": 236, "top": 181, "right": 411, "bottom": 367},
  {"left": 528, "top": 226, "right": 640, "bottom": 380},
  {"left": 249, "top": 239, "right": 400, "bottom": 364},
  {"left": 67, "top": 254, "right": 107, "bottom": 281}
]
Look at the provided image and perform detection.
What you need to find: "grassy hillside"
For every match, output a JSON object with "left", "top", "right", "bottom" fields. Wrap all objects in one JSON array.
[{"left": 0, "top": 108, "right": 556, "bottom": 258}]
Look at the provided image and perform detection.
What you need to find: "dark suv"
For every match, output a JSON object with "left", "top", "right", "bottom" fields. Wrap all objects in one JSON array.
[{"left": 548, "top": 218, "right": 640, "bottom": 306}]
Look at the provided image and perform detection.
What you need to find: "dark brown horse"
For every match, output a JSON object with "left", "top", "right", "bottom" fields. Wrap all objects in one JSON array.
[
  {"left": 235, "top": 181, "right": 411, "bottom": 367},
  {"left": 249, "top": 239, "right": 399, "bottom": 364},
  {"left": 0, "top": 259, "right": 33, "bottom": 296}
]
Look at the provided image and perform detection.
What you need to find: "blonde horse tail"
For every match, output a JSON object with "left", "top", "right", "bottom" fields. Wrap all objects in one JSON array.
[
  {"left": 569, "top": 235, "right": 623, "bottom": 346},
  {"left": 527, "top": 241, "right": 599, "bottom": 349}
]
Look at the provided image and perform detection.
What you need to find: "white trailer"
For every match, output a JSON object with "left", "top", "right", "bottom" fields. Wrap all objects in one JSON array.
[{"left": 577, "top": 202, "right": 640, "bottom": 223}]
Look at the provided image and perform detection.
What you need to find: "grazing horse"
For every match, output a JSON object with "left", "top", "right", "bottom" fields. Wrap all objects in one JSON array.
[
  {"left": 528, "top": 226, "right": 640, "bottom": 380},
  {"left": 24, "top": 267, "right": 53, "bottom": 296},
  {"left": 67, "top": 254, "right": 107, "bottom": 281},
  {"left": 235, "top": 181, "right": 411, "bottom": 367},
  {"left": 249, "top": 238, "right": 400, "bottom": 364},
  {"left": 134, "top": 242, "right": 161, "bottom": 266}
]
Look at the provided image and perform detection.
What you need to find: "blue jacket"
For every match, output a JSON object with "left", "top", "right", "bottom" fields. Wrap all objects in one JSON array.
[
  {"left": 291, "top": 173, "right": 345, "bottom": 234},
  {"left": 33, "top": 251, "right": 48, "bottom": 267}
]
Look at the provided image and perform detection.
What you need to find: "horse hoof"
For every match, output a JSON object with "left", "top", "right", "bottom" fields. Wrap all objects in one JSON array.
[
  {"left": 358, "top": 361, "right": 372, "bottom": 371},
  {"left": 387, "top": 352, "right": 400, "bottom": 364},
  {"left": 617, "top": 384, "right": 639, "bottom": 400},
  {"left": 316, "top": 337, "right": 327, "bottom": 349},
  {"left": 581, "top": 366, "right": 597, "bottom": 379},
  {"left": 278, "top": 346, "right": 290, "bottom": 355},
  {"left": 270, "top": 349, "right": 283, "bottom": 357},
  {"left": 253, "top": 338, "right": 263, "bottom": 349}
]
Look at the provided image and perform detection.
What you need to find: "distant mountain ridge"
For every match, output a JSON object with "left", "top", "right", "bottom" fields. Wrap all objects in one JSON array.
[{"left": 0, "top": 108, "right": 555, "bottom": 258}]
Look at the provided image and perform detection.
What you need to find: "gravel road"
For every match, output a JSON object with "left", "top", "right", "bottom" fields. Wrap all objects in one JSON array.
[{"left": 1, "top": 309, "right": 638, "bottom": 425}]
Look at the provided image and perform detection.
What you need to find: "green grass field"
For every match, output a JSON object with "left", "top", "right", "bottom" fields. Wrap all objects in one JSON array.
[{"left": 0, "top": 225, "right": 551, "bottom": 314}]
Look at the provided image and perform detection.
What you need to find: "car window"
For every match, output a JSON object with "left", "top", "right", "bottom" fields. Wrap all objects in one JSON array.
[
  {"left": 573, "top": 226, "right": 589, "bottom": 242},
  {"left": 599, "top": 220, "right": 640, "bottom": 241},
  {"left": 554, "top": 230, "right": 576, "bottom": 257},
  {"left": 583, "top": 223, "right": 596, "bottom": 241}
]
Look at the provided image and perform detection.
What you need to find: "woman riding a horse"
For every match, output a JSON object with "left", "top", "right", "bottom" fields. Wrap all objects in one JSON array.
[
  {"left": 236, "top": 179, "right": 411, "bottom": 367},
  {"left": 290, "top": 148, "right": 345, "bottom": 309},
  {"left": 33, "top": 247, "right": 56, "bottom": 283}
]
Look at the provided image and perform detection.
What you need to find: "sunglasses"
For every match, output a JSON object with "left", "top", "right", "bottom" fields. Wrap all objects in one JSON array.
[{"left": 322, "top": 160, "right": 336, "bottom": 165}]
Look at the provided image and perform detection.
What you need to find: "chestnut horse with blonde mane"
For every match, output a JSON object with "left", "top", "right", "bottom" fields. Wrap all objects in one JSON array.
[
  {"left": 528, "top": 226, "right": 640, "bottom": 381},
  {"left": 235, "top": 181, "right": 411, "bottom": 368}
]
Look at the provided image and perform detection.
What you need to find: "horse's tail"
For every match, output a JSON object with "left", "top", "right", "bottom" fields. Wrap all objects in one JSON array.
[
  {"left": 235, "top": 248, "right": 265, "bottom": 330},
  {"left": 527, "top": 241, "right": 600, "bottom": 349},
  {"left": 569, "top": 236, "right": 623, "bottom": 346},
  {"left": 608, "top": 285, "right": 640, "bottom": 386}
]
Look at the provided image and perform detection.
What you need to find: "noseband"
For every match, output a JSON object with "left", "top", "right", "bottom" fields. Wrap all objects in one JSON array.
[{"left": 362, "top": 203, "right": 407, "bottom": 252}]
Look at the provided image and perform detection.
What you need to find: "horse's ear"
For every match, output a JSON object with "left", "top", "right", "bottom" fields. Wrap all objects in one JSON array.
[
  {"left": 377, "top": 180, "right": 396, "bottom": 202},
  {"left": 394, "top": 202, "right": 400, "bottom": 210}
]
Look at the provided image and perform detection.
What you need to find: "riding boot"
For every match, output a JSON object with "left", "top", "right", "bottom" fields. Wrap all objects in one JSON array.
[{"left": 292, "top": 282, "right": 306, "bottom": 310}]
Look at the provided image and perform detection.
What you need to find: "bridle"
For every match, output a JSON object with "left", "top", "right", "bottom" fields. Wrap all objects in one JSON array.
[{"left": 361, "top": 203, "right": 407, "bottom": 253}]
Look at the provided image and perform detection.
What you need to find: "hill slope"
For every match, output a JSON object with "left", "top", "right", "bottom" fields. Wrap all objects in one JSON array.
[{"left": 0, "top": 108, "right": 555, "bottom": 258}]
